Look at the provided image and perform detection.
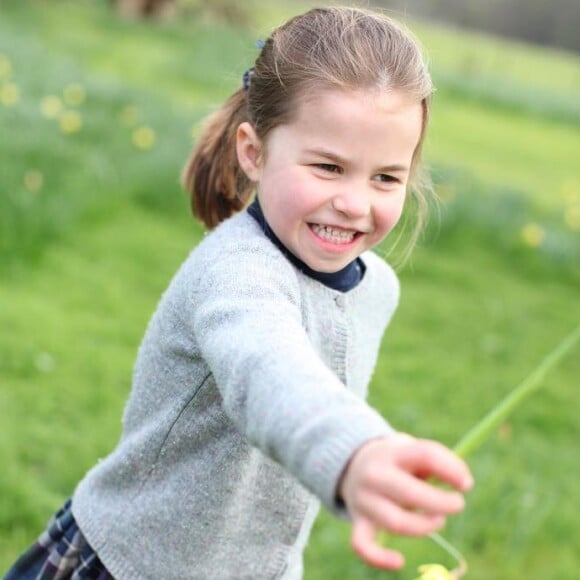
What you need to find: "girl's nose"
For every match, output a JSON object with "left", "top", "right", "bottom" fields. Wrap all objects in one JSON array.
[{"left": 331, "top": 188, "right": 371, "bottom": 219}]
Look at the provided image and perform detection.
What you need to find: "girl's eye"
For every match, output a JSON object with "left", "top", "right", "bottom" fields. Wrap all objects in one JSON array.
[
  {"left": 374, "top": 173, "right": 399, "bottom": 184},
  {"left": 316, "top": 163, "right": 342, "bottom": 174}
]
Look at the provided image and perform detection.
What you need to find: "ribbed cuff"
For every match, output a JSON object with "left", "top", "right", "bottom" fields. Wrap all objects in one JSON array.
[{"left": 304, "top": 408, "right": 395, "bottom": 519}]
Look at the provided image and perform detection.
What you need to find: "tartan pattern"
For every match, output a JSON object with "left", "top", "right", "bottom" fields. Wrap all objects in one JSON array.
[{"left": 4, "top": 500, "right": 112, "bottom": 580}]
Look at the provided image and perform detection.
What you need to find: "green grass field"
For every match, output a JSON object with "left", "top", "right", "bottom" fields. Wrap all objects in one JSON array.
[{"left": 1, "top": 1, "right": 579, "bottom": 578}]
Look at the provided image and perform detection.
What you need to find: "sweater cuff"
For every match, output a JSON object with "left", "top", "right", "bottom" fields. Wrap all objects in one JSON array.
[{"left": 307, "top": 411, "right": 395, "bottom": 519}]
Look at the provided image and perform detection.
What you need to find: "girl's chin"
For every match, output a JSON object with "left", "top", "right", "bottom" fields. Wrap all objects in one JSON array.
[{"left": 300, "top": 250, "right": 357, "bottom": 274}]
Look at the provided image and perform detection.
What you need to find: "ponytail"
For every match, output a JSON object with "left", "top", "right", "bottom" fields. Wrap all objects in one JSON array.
[{"left": 182, "top": 89, "right": 253, "bottom": 229}]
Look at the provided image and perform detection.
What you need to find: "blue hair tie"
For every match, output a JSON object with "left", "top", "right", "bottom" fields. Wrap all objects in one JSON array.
[
  {"left": 243, "top": 40, "right": 264, "bottom": 91},
  {"left": 242, "top": 67, "right": 254, "bottom": 92}
]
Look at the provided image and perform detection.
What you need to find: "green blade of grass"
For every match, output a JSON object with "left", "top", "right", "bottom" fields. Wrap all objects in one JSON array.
[{"left": 453, "top": 324, "right": 580, "bottom": 458}]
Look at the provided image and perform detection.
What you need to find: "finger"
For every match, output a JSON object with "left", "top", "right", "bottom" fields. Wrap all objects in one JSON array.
[
  {"left": 351, "top": 518, "right": 405, "bottom": 570},
  {"left": 399, "top": 440, "right": 474, "bottom": 491},
  {"left": 381, "top": 469, "right": 466, "bottom": 515},
  {"left": 357, "top": 493, "right": 445, "bottom": 536}
]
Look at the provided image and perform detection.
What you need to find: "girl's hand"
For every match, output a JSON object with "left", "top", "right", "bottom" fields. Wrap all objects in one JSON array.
[{"left": 338, "top": 433, "right": 473, "bottom": 570}]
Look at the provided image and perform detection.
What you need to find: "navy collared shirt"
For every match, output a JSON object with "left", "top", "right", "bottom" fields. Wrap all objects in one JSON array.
[{"left": 247, "top": 198, "right": 365, "bottom": 293}]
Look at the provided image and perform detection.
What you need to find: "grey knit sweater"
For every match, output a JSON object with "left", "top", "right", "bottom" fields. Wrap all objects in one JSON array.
[{"left": 72, "top": 211, "right": 398, "bottom": 579}]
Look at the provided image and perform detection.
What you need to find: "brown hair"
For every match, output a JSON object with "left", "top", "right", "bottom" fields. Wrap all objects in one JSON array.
[{"left": 183, "top": 6, "right": 434, "bottom": 255}]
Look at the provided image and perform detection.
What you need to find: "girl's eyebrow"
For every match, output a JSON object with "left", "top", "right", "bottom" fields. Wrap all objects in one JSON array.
[
  {"left": 377, "top": 164, "right": 409, "bottom": 174},
  {"left": 305, "top": 147, "right": 409, "bottom": 173},
  {"left": 304, "top": 147, "right": 347, "bottom": 164}
]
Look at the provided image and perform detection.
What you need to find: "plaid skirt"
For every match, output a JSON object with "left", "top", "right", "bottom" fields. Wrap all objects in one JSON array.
[{"left": 4, "top": 499, "right": 113, "bottom": 580}]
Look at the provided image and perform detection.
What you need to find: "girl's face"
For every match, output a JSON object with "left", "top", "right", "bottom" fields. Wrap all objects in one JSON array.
[{"left": 237, "top": 88, "right": 423, "bottom": 273}]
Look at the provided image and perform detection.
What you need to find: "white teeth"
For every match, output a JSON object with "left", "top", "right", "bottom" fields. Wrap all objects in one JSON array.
[{"left": 311, "top": 224, "right": 356, "bottom": 244}]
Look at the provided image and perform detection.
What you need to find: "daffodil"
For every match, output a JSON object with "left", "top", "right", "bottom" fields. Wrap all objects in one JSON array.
[
  {"left": 59, "top": 110, "right": 83, "bottom": 134},
  {"left": 561, "top": 179, "right": 579, "bottom": 204},
  {"left": 119, "top": 105, "right": 139, "bottom": 126},
  {"left": 436, "top": 184, "right": 456, "bottom": 204},
  {"left": 132, "top": 125, "right": 156, "bottom": 150},
  {"left": 191, "top": 124, "right": 198, "bottom": 141},
  {"left": 564, "top": 205, "right": 580, "bottom": 231},
  {"left": 63, "top": 82, "right": 86, "bottom": 106},
  {"left": 0, "top": 54, "right": 12, "bottom": 79},
  {"left": 41, "top": 95, "right": 64, "bottom": 119},
  {"left": 0, "top": 82, "right": 20, "bottom": 106},
  {"left": 24, "top": 170, "right": 44, "bottom": 193},
  {"left": 498, "top": 421, "right": 512, "bottom": 441},
  {"left": 520, "top": 223, "right": 545, "bottom": 247},
  {"left": 415, "top": 563, "right": 454, "bottom": 580}
]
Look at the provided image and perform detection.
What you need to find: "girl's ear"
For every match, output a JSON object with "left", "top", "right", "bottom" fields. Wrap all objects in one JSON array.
[{"left": 236, "top": 122, "right": 263, "bottom": 182}]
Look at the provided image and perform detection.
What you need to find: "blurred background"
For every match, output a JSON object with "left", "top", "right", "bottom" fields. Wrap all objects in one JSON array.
[
  {"left": 1, "top": 1, "right": 578, "bottom": 579},
  {"left": 117, "top": 0, "right": 580, "bottom": 50}
]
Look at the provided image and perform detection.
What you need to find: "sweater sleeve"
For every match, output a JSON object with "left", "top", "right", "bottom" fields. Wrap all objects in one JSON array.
[{"left": 189, "top": 239, "right": 394, "bottom": 516}]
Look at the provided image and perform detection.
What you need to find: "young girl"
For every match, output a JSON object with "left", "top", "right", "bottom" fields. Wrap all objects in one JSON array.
[{"left": 6, "top": 7, "right": 473, "bottom": 579}]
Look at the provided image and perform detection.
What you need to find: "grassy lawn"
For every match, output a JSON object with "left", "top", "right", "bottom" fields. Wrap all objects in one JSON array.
[{"left": 1, "top": 1, "right": 578, "bottom": 578}]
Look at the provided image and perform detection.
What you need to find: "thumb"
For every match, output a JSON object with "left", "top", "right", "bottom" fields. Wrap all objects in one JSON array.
[{"left": 351, "top": 518, "right": 405, "bottom": 570}]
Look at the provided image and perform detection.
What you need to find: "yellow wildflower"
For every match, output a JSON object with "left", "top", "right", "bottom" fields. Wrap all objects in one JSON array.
[
  {"left": 564, "top": 205, "right": 580, "bottom": 231},
  {"left": 520, "top": 223, "right": 545, "bottom": 248},
  {"left": 436, "top": 183, "right": 456, "bottom": 204},
  {"left": 41, "top": 95, "right": 63, "bottom": 119},
  {"left": 119, "top": 105, "right": 139, "bottom": 126},
  {"left": 191, "top": 122, "right": 203, "bottom": 142},
  {"left": 0, "top": 82, "right": 19, "bottom": 106},
  {"left": 415, "top": 563, "right": 454, "bottom": 580},
  {"left": 561, "top": 179, "right": 579, "bottom": 204},
  {"left": 63, "top": 83, "right": 86, "bottom": 106},
  {"left": 0, "top": 54, "right": 12, "bottom": 79},
  {"left": 24, "top": 170, "right": 44, "bottom": 193},
  {"left": 59, "top": 110, "right": 83, "bottom": 134},
  {"left": 498, "top": 421, "right": 512, "bottom": 441},
  {"left": 132, "top": 125, "right": 156, "bottom": 150}
]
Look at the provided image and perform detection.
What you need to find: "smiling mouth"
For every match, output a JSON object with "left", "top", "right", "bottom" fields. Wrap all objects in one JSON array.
[{"left": 309, "top": 223, "right": 360, "bottom": 244}]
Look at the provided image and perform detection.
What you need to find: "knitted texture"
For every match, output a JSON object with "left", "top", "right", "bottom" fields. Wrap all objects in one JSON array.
[{"left": 72, "top": 211, "right": 399, "bottom": 579}]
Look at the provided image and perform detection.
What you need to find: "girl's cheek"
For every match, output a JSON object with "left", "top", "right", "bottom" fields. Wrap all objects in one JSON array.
[{"left": 378, "top": 199, "right": 405, "bottom": 233}]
